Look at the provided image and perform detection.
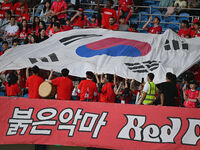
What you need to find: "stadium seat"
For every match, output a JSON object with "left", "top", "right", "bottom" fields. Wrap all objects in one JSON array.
[
  {"left": 138, "top": 11, "right": 149, "bottom": 21},
  {"left": 84, "top": 9, "right": 94, "bottom": 18},
  {"left": 0, "top": 92, "right": 4, "bottom": 96},
  {"left": 178, "top": 13, "right": 190, "bottom": 22},
  {"left": 167, "top": 22, "right": 180, "bottom": 32},
  {"left": 143, "top": 0, "right": 155, "bottom": 6},
  {"left": 24, "top": 94, "right": 28, "bottom": 98},
  {"left": 149, "top": 4, "right": 159, "bottom": 13}
]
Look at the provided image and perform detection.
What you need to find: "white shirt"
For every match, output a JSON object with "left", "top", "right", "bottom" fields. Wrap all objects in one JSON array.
[
  {"left": 143, "top": 82, "right": 150, "bottom": 93},
  {"left": 5, "top": 24, "right": 19, "bottom": 35}
]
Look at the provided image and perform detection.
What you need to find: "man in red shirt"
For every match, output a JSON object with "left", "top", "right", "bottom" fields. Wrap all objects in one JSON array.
[
  {"left": 78, "top": 71, "right": 98, "bottom": 101},
  {"left": 48, "top": 68, "right": 73, "bottom": 100},
  {"left": 17, "top": 5, "right": 30, "bottom": 23},
  {"left": 2, "top": 0, "right": 12, "bottom": 12},
  {"left": 142, "top": 16, "right": 162, "bottom": 34},
  {"left": 26, "top": 66, "right": 44, "bottom": 99},
  {"left": 106, "top": 17, "right": 119, "bottom": 30},
  {"left": 50, "top": 0, "right": 67, "bottom": 25},
  {"left": 178, "top": 20, "right": 191, "bottom": 38},
  {"left": 98, "top": 74, "right": 116, "bottom": 103},
  {"left": 97, "top": 0, "right": 117, "bottom": 29},
  {"left": 12, "top": 0, "right": 28, "bottom": 16}
]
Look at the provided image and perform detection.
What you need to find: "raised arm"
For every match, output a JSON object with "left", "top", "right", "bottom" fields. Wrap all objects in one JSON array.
[
  {"left": 26, "top": 67, "right": 29, "bottom": 79},
  {"left": 142, "top": 16, "right": 152, "bottom": 30}
]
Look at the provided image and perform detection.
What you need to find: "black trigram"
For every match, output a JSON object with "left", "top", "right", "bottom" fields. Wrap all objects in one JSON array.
[
  {"left": 29, "top": 53, "right": 59, "bottom": 64},
  {"left": 59, "top": 34, "right": 102, "bottom": 46},
  {"left": 125, "top": 60, "right": 160, "bottom": 73},
  {"left": 164, "top": 39, "right": 188, "bottom": 51}
]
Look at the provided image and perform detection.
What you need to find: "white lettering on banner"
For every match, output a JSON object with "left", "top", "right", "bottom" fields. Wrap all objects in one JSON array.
[
  {"left": 117, "top": 115, "right": 200, "bottom": 145},
  {"left": 7, "top": 107, "right": 108, "bottom": 138}
]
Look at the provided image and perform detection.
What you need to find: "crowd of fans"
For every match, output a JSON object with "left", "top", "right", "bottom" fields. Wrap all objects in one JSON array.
[{"left": 0, "top": 0, "right": 199, "bottom": 108}]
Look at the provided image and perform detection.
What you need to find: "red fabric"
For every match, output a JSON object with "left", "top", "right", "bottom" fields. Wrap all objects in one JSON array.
[
  {"left": 2, "top": 2, "right": 13, "bottom": 11},
  {"left": 16, "top": 28, "right": 31, "bottom": 39},
  {"left": 78, "top": 79, "right": 97, "bottom": 101},
  {"left": 147, "top": 26, "right": 162, "bottom": 34},
  {"left": 190, "top": 30, "right": 200, "bottom": 38},
  {"left": 17, "top": 13, "right": 30, "bottom": 23},
  {"left": 5, "top": 82, "right": 20, "bottom": 96},
  {"left": 72, "top": 16, "right": 87, "bottom": 28},
  {"left": 178, "top": 28, "right": 191, "bottom": 37},
  {"left": 12, "top": 2, "right": 28, "bottom": 16},
  {"left": 120, "top": 89, "right": 133, "bottom": 104},
  {"left": 52, "top": 77, "right": 73, "bottom": 100},
  {"left": 32, "top": 25, "right": 40, "bottom": 35},
  {"left": 119, "top": 0, "right": 133, "bottom": 12},
  {"left": 105, "top": 23, "right": 119, "bottom": 30},
  {"left": 101, "top": 8, "right": 117, "bottom": 29},
  {"left": 0, "top": 10, "right": 5, "bottom": 19},
  {"left": 100, "top": 82, "right": 115, "bottom": 103},
  {"left": 62, "top": 25, "right": 73, "bottom": 31},
  {"left": 0, "top": 51, "right": 3, "bottom": 56},
  {"left": 25, "top": 75, "right": 44, "bottom": 98},
  {"left": 51, "top": 0, "right": 67, "bottom": 19},
  {"left": 184, "top": 89, "right": 199, "bottom": 108},
  {"left": 87, "top": 20, "right": 98, "bottom": 28}
]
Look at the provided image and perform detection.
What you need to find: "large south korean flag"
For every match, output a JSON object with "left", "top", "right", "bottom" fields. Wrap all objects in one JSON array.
[{"left": 0, "top": 29, "right": 200, "bottom": 83}]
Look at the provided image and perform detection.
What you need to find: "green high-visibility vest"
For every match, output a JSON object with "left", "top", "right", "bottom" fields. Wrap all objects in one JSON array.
[{"left": 143, "top": 82, "right": 156, "bottom": 104}]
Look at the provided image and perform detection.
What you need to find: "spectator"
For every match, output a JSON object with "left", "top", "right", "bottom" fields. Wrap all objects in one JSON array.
[
  {"left": 24, "top": 33, "right": 33, "bottom": 44},
  {"left": 3, "top": 16, "right": 19, "bottom": 41},
  {"left": 178, "top": 20, "right": 191, "bottom": 38},
  {"left": 105, "top": 17, "right": 119, "bottom": 30},
  {"left": 47, "top": 68, "right": 73, "bottom": 100},
  {"left": 190, "top": 21, "right": 200, "bottom": 38},
  {"left": 2, "top": 0, "right": 13, "bottom": 12},
  {"left": 118, "top": 16, "right": 129, "bottom": 31},
  {"left": 30, "top": 34, "right": 38, "bottom": 43},
  {"left": 128, "top": 23, "right": 138, "bottom": 32},
  {"left": 0, "top": 2, "right": 5, "bottom": 20},
  {"left": 97, "top": 0, "right": 117, "bottom": 29},
  {"left": 139, "top": 73, "right": 158, "bottom": 105},
  {"left": 32, "top": 16, "right": 40, "bottom": 34},
  {"left": 118, "top": 0, "right": 134, "bottom": 17},
  {"left": 16, "top": 19, "right": 32, "bottom": 40},
  {"left": 78, "top": 71, "right": 98, "bottom": 101},
  {"left": 25, "top": 66, "right": 44, "bottom": 99},
  {"left": 46, "top": 15, "right": 57, "bottom": 33},
  {"left": 62, "top": 19, "right": 73, "bottom": 31},
  {"left": 37, "top": 28, "right": 49, "bottom": 43},
  {"left": 48, "top": 22, "right": 62, "bottom": 36},
  {"left": 40, "top": 1, "right": 51, "bottom": 23},
  {"left": 12, "top": 0, "right": 28, "bottom": 16},
  {"left": 0, "top": 10, "right": 11, "bottom": 30},
  {"left": 86, "top": 15, "right": 98, "bottom": 28},
  {"left": 12, "top": 38, "right": 20, "bottom": 47},
  {"left": 50, "top": 0, "right": 67, "bottom": 25},
  {"left": 70, "top": 8, "right": 87, "bottom": 29},
  {"left": 5, "top": 72, "right": 20, "bottom": 96},
  {"left": 0, "top": 40, "right": 8, "bottom": 56},
  {"left": 17, "top": 5, "right": 30, "bottom": 23},
  {"left": 142, "top": 16, "right": 162, "bottom": 34},
  {"left": 183, "top": 80, "right": 199, "bottom": 108},
  {"left": 160, "top": 72, "right": 178, "bottom": 106}
]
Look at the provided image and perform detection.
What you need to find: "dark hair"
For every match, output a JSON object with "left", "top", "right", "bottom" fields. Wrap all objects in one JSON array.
[
  {"left": 189, "top": 80, "right": 197, "bottom": 85},
  {"left": 107, "top": 0, "right": 114, "bottom": 6},
  {"left": 166, "top": 72, "right": 173, "bottom": 81},
  {"left": 91, "top": 15, "right": 96, "bottom": 19},
  {"left": 148, "top": 73, "right": 154, "bottom": 81},
  {"left": 53, "top": 22, "right": 60, "bottom": 28},
  {"left": 2, "top": 41, "right": 8, "bottom": 45},
  {"left": 31, "top": 65, "right": 40, "bottom": 74},
  {"left": 154, "top": 17, "right": 161, "bottom": 23},
  {"left": 10, "top": 16, "right": 15, "bottom": 20},
  {"left": 130, "top": 23, "right": 138, "bottom": 29},
  {"left": 7, "top": 73, "right": 18, "bottom": 86},
  {"left": 19, "top": 19, "right": 29, "bottom": 33},
  {"left": 106, "top": 74, "right": 114, "bottom": 82},
  {"left": 39, "top": 20, "right": 46, "bottom": 30},
  {"left": 61, "top": 68, "right": 69, "bottom": 77},
  {"left": 86, "top": 71, "right": 94, "bottom": 79},
  {"left": 171, "top": 74, "right": 177, "bottom": 84},
  {"left": 0, "top": 2, "right": 2, "bottom": 5},
  {"left": 119, "top": 16, "right": 126, "bottom": 20},
  {"left": 12, "top": 38, "right": 19, "bottom": 45},
  {"left": 182, "top": 20, "right": 189, "bottom": 28},
  {"left": 185, "top": 34, "right": 191, "bottom": 38},
  {"left": 43, "top": 1, "right": 51, "bottom": 13},
  {"left": 20, "top": 5, "right": 25, "bottom": 8},
  {"left": 24, "top": 33, "right": 32, "bottom": 44},
  {"left": 49, "top": 16, "right": 58, "bottom": 28},
  {"left": 32, "top": 16, "right": 40, "bottom": 31},
  {"left": 5, "top": 10, "right": 12, "bottom": 16}
]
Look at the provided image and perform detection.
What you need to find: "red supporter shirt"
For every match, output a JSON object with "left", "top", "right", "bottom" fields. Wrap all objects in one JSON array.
[
  {"left": 17, "top": 13, "right": 30, "bottom": 23},
  {"left": 106, "top": 23, "right": 119, "bottom": 30},
  {"left": 12, "top": 2, "right": 29, "bottom": 16},
  {"left": 0, "top": 10, "right": 5, "bottom": 19},
  {"left": 16, "top": 28, "right": 31, "bottom": 39},
  {"left": 5, "top": 82, "right": 20, "bottom": 96},
  {"left": 190, "top": 30, "right": 200, "bottom": 38},
  {"left": 2, "top": 2, "right": 13, "bottom": 11},
  {"left": 119, "top": 0, "right": 133, "bottom": 12},
  {"left": 51, "top": 0, "right": 67, "bottom": 19},
  {"left": 26, "top": 75, "right": 44, "bottom": 98},
  {"left": 73, "top": 16, "right": 87, "bottom": 28},
  {"left": 78, "top": 79, "right": 97, "bottom": 101},
  {"left": 52, "top": 77, "right": 73, "bottom": 100},
  {"left": 178, "top": 28, "right": 191, "bottom": 37},
  {"left": 147, "top": 26, "right": 162, "bottom": 34},
  {"left": 185, "top": 89, "right": 199, "bottom": 99},
  {"left": 62, "top": 25, "right": 73, "bottom": 31},
  {"left": 87, "top": 20, "right": 98, "bottom": 28},
  {"left": 100, "top": 82, "right": 115, "bottom": 103},
  {"left": 101, "top": 8, "right": 117, "bottom": 29}
]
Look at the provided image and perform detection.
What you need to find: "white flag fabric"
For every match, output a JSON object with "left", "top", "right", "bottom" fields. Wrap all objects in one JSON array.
[{"left": 0, "top": 29, "right": 200, "bottom": 83}]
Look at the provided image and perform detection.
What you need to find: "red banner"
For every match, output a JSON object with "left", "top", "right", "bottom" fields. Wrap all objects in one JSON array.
[{"left": 0, "top": 97, "right": 200, "bottom": 150}]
